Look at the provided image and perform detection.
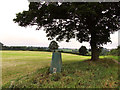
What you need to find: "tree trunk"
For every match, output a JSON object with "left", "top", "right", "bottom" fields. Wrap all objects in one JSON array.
[
  {"left": 90, "top": 33, "right": 99, "bottom": 61},
  {"left": 90, "top": 43, "right": 99, "bottom": 61}
]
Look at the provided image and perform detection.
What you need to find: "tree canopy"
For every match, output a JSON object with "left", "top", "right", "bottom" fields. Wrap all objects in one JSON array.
[
  {"left": 79, "top": 46, "right": 88, "bottom": 55},
  {"left": 13, "top": 2, "right": 120, "bottom": 60},
  {"left": 49, "top": 41, "right": 59, "bottom": 51},
  {"left": 0, "top": 42, "right": 3, "bottom": 47}
]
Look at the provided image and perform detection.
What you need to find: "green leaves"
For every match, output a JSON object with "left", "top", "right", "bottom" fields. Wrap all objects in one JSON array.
[
  {"left": 13, "top": 2, "right": 120, "bottom": 60},
  {"left": 48, "top": 41, "right": 59, "bottom": 51},
  {"left": 79, "top": 46, "right": 88, "bottom": 55},
  {"left": 14, "top": 2, "right": 120, "bottom": 43},
  {"left": 14, "top": 2, "right": 120, "bottom": 44}
]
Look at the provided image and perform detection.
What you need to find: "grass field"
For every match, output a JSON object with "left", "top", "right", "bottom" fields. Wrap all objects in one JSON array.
[
  {"left": 2, "top": 51, "right": 119, "bottom": 88},
  {"left": 105, "top": 56, "right": 119, "bottom": 61},
  {"left": 2, "top": 50, "right": 90, "bottom": 85}
]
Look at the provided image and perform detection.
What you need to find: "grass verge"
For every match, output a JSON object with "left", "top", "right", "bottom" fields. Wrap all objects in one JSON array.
[{"left": 3, "top": 58, "right": 119, "bottom": 88}]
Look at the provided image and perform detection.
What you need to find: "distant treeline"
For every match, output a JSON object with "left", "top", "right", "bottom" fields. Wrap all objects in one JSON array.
[
  {"left": 0, "top": 45, "right": 111, "bottom": 56},
  {"left": 1, "top": 45, "right": 77, "bottom": 52},
  {"left": 0, "top": 42, "right": 119, "bottom": 56},
  {"left": 1, "top": 45, "right": 81, "bottom": 54},
  {"left": 1, "top": 46, "right": 50, "bottom": 51},
  {"left": 108, "top": 46, "right": 120, "bottom": 56},
  {"left": 58, "top": 49, "right": 80, "bottom": 55}
]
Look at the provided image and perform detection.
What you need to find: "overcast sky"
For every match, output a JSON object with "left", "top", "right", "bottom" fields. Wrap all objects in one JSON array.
[{"left": 0, "top": 0, "right": 119, "bottom": 49}]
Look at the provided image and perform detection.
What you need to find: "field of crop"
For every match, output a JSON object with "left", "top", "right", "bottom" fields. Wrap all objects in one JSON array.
[{"left": 2, "top": 50, "right": 90, "bottom": 85}]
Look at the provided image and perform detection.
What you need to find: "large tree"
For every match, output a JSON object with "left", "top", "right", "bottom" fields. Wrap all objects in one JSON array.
[
  {"left": 79, "top": 46, "right": 88, "bottom": 56},
  {"left": 13, "top": 2, "right": 120, "bottom": 61},
  {"left": 49, "top": 40, "right": 59, "bottom": 51}
]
